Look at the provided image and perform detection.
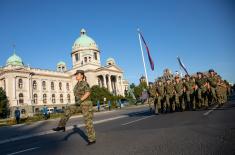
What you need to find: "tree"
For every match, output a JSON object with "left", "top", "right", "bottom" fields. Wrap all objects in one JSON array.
[
  {"left": 0, "top": 87, "right": 9, "bottom": 118},
  {"left": 90, "top": 85, "right": 113, "bottom": 105}
]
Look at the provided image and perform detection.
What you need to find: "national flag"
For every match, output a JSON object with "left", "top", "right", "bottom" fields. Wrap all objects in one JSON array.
[
  {"left": 139, "top": 32, "right": 154, "bottom": 71},
  {"left": 177, "top": 56, "right": 189, "bottom": 75}
]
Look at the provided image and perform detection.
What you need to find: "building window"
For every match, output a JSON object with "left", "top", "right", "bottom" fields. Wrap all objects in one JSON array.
[
  {"left": 84, "top": 57, "right": 87, "bottom": 63},
  {"left": 75, "top": 53, "right": 80, "bottom": 62},
  {"left": 21, "top": 109, "right": 26, "bottom": 114},
  {"left": 94, "top": 52, "right": 97, "bottom": 60},
  {"left": 52, "top": 94, "right": 56, "bottom": 103},
  {"left": 33, "top": 80, "right": 37, "bottom": 90},
  {"left": 42, "top": 81, "right": 46, "bottom": 90},
  {"left": 18, "top": 79, "right": 23, "bottom": 89},
  {"left": 89, "top": 57, "right": 91, "bottom": 62},
  {"left": 43, "top": 94, "right": 47, "bottom": 104},
  {"left": 33, "top": 94, "right": 38, "bottom": 104},
  {"left": 51, "top": 82, "right": 54, "bottom": 90},
  {"left": 60, "top": 94, "right": 63, "bottom": 103},
  {"left": 19, "top": 93, "right": 24, "bottom": 104},
  {"left": 67, "top": 94, "right": 71, "bottom": 103},
  {"left": 59, "top": 82, "right": 62, "bottom": 90},
  {"left": 66, "top": 83, "right": 69, "bottom": 91}
]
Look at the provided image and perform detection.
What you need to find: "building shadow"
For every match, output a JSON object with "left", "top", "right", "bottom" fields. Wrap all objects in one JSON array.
[{"left": 62, "top": 125, "right": 89, "bottom": 143}]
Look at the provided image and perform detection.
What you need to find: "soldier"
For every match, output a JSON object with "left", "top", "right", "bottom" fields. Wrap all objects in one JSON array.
[
  {"left": 216, "top": 77, "right": 227, "bottom": 106},
  {"left": 174, "top": 76, "right": 185, "bottom": 111},
  {"left": 184, "top": 74, "right": 196, "bottom": 110},
  {"left": 148, "top": 82, "right": 156, "bottom": 113},
  {"left": 53, "top": 70, "right": 96, "bottom": 145},
  {"left": 155, "top": 80, "right": 165, "bottom": 114},
  {"left": 195, "top": 72, "right": 208, "bottom": 109},
  {"left": 207, "top": 69, "right": 218, "bottom": 105},
  {"left": 164, "top": 79, "right": 175, "bottom": 112}
]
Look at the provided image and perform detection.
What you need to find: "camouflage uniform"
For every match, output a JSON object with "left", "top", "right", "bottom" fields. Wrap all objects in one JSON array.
[
  {"left": 195, "top": 75, "right": 208, "bottom": 108},
  {"left": 164, "top": 81, "right": 175, "bottom": 112},
  {"left": 184, "top": 77, "right": 196, "bottom": 110},
  {"left": 148, "top": 83, "right": 157, "bottom": 113},
  {"left": 156, "top": 81, "right": 165, "bottom": 113},
  {"left": 174, "top": 80, "right": 185, "bottom": 111},
  {"left": 58, "top": 80, "right": 96, "bottom": 142},
  {"left": 207, "top": 75, "right": 218, "bottom": 105},
  {"left": 216, "top": 78, "right": 227, "bottom": 106}
]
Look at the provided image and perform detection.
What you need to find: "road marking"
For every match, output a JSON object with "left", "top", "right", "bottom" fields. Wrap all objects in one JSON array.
[
  {"left": 0, "top": 115, "right": 128, "bottom": 145},
  {"left": 7, "top": 147, "right": 40, "bottom": 155},
  {"left": 203, "top": 105, "right": 219, "bottom": 116},
  {"left": 121, "top": 115, "right": 154, "bottom": 126}
]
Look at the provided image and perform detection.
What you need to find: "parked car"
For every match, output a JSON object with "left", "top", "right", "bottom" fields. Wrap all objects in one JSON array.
[
  {"left": 55, "top": 109, "right": 64, "bottom": 113},
  {"left": 47, "top": 108, "right": 54, "bottom": 114}
]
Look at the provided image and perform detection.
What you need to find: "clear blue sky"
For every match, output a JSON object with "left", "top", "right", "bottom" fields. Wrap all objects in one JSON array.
[{"left": 0, "top": 0, "right": 235, "bottom": 84}]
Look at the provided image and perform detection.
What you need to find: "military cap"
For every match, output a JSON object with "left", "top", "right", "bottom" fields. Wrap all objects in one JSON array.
[
  {"left": 197, "top": 72, "right": 202, "bottom": 75},
  {"left": 74, "top": 70, "right": 85, "bottom": 75},
  {"left": 209, "top": 69, "right": 214, "bottom": 73}
]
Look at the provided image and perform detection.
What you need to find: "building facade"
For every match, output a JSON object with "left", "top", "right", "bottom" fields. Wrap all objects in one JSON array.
[{"left": 0, "top": 29, "right": 128, "bottom": 117}]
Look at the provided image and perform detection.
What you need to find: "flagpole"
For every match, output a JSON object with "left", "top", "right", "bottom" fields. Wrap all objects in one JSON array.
[{"left": 138, "top": 29, "right": 149, "bottom": 86}]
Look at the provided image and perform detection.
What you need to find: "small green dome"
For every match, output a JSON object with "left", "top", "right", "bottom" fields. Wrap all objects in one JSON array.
[
  {"left": 6, "top": 53, "right": 24, "bottom": 66},
  {"left": 57, "top": 61, "right": 66, "bottom": 66},
  {"left": 74, "top": 29, "right": 96, "bottom": 47}
]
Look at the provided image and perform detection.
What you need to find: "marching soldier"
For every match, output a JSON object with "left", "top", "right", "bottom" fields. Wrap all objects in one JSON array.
[
  {"left": 216, "top": 77, "right": 227, "bottom": 106},
  {"left": 174, "top": 76, "right": 185, "bottom": 111},
  {"left": 148, "top": 82, "right": 156, "bottom": 113},
  {"left": 184, "top": 75, "right": 196, "bottom": 110},
  {"left": 164, "top": 79, "right": 175, "bottom": 112},
  {"left": 207, "top": 69, "right": 218, "bottom": 105},
  {"left": 195, "top": 72, "right": 208, "bottom": 109},
  {"left": 155, "top": 80, "right": 165, "bottom": 114},
  {"left": 53, "top": 70, "right": 96, "bottom": 145}
]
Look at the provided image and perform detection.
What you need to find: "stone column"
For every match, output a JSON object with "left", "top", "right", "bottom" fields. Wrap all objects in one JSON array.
[
  {"left": 102, "top": 74, "right": 106, "bottom": 88},
  {"left": 107, "top": 75, "right": 112, "bottom": 92}
]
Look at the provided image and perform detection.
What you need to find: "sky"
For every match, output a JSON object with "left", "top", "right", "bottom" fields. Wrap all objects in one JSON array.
[{"left": 0, "top": 0, "right": 235, "bottom": 84}]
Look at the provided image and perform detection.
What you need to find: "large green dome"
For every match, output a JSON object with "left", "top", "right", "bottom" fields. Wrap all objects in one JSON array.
[
  {"left": 73, "top": 29, "right": 97, "bottom": 47},
  {"left": 6, "top": 53, "right": 24, "bottom": 66}
]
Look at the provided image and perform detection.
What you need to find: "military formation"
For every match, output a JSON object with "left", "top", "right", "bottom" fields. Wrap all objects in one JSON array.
[{"left": 148, "top": 69, "right": 232, "bottom": 114}]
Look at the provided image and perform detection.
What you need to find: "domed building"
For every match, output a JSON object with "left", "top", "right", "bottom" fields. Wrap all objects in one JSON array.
[{"left": 0, "top": 29, "right": 128, "bottom": 117}]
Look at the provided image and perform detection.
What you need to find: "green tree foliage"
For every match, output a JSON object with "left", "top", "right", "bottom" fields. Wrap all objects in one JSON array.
[
  {"left": 133, "top": 81, "right": 148, "bottom": 99},
  {"left": 0, "top": 87, "right": 9, "bottom": 118},
  {"left": 90, "top": 85, "right": 124, "bottom": 106}
]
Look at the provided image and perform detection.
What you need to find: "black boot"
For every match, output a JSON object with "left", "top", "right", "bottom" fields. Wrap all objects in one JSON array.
[
  {"left": 52, "top": 126, "right": 65, "bottom": 132},
  {"left": 87, "top": 140, "right": 96, "bottom": 145}
]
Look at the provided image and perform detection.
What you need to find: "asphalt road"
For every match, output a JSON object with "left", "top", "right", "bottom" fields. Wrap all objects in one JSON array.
[{"left": 0, "top": 96, "right": 235, "bottom": 155}]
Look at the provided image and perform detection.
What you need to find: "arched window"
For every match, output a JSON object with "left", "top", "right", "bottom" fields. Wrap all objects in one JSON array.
[
  {"left": 66, "top": 83, "right": 69, "bottom": 91},
  {"left": 67, "top": 94, "right": 71, "bottom": 103},
  {"left": 94, "top": 52, "right": 97, "bottom": 60},
  {"left": 19, "top": 93, "right": 24, "bottom": 104},
  {"left": 59, "top": 82, "right": 62, "bottom": 90},
  {"left": 33, "top": 94, "right": 38, "bottom": 104},
  {"left": 18, "top": 79, "right": 23, "bottom": 89},
  {"left": 51, "top": 82, "right": 54, "bottom": 90},
  {"left": 21, "top": 109, "right": 26, "bottom": 114},
  {"left": 52, "top": 94, "right": 56, "bottom": 103},
  {"left": 42, "top": 81, "right": 46, "bottom": 90},
  {"left": 84, "top": 57, "right": 87, "bottom": 63},
  {"left": 33, "top": 80, "right": 37, "bottom": 90},
  {"left": 60, "top": 94, "right": 63, "bottom": 103},
  {"left": 43, "top": 94, "right": 47, "bottom": 103}
]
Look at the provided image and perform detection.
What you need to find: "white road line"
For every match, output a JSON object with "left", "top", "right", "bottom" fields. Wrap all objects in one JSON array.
[
  {"left": 7, "top": 147, "right": 40, "bottom": 155},
  {"left": 0, "top": 115, "right": 128, "bottom": 145},
  {"left": 203, "top": 105, "right": 219, "bottom": 116},
  {"left": 121, "top": 115, "right": 154, "bottom": 126}
]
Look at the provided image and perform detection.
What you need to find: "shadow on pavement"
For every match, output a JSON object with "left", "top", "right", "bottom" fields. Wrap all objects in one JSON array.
[{"left": 62, "top": 125, "right": 89, "bottom": 143}]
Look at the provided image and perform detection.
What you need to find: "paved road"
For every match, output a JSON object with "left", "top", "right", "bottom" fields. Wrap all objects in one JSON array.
[{"left": 0, "top": 96, "right": 235, "bottom": 155}]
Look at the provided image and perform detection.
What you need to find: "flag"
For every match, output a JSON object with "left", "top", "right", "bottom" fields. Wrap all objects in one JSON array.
[
  {"left": 177, "top": 56, "right": 189, "bottom": 75},
  {"left": 139, "top": 32, "right": 154, "bottom": 71}
]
